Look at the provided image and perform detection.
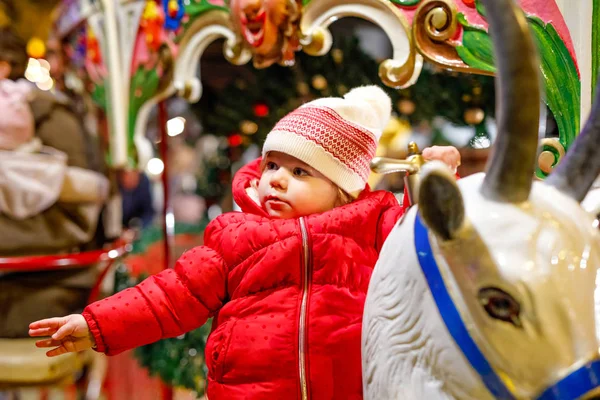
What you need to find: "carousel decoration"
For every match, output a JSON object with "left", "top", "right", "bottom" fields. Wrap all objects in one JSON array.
[
  {"left": 55, "top": 0, "right": 176, "bottom": 168},
  {"left": 173, "top": 0, "right": 580, "bottom": 177},
  {"left": 229, "top": 0, "right": 303, "bottom": 68},
  {"left": 52, "top": 0, "right": 582, "bottom": 175}
]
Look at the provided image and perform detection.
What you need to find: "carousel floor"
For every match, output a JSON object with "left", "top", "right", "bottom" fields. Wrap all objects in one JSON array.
[{"left": 0, "top": 350, "right": 204, "bottom": 400}]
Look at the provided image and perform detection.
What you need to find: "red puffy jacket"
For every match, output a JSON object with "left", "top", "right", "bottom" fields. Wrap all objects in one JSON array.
[{"left": 82, "top": 158, "right": 406, "bottom": 399}]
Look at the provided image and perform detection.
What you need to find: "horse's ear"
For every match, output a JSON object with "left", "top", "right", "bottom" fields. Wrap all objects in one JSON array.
[{"left": 419, "top": 161, "right": 465, "bottom": 241}]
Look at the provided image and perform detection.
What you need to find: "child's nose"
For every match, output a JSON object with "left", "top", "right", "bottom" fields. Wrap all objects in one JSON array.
[{"left": 270, "top": 168, "right": 288, "bottom": 190}]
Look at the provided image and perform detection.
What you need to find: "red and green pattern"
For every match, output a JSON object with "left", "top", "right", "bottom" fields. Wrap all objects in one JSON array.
[{"left": 455, "top": 3, "right": 580, "bottom": 178}]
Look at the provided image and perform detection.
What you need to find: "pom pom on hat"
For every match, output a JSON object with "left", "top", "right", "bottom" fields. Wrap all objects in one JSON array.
[
  {"left": 262, "top": 85, "right": 392, "bottom": 197},
  {"left": 343, "top": 85, "right": 392, "bottom": 132},
  {"left": 305, "top": 85, "right": 391, "bottom": 142}
]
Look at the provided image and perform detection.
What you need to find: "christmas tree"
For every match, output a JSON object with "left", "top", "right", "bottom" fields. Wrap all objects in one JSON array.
[{"left": 195, "top": 36, "right": 495, "bottom": 200}]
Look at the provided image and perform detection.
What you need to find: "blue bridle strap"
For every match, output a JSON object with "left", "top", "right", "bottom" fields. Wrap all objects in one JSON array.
[
  {"left": 536, "top": 360, "right": 600, "bottom": 400},
  {"left": 414, "top": 213, "right": 516, "bottom": 399},
  {"left": 414, "top": 213, "right": 600, "bottom": 400}
]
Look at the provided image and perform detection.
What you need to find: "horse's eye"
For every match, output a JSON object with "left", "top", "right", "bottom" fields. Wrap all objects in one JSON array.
[{"left": 478, "top": 287, "right": 522, "bottom": 328}]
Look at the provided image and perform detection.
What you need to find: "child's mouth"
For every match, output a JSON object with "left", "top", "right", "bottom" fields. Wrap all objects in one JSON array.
[{"left": 265, "top": 196, "right": 288, "bottom": 210}]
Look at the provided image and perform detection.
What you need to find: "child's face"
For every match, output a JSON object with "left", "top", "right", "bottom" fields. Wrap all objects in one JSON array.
[{"left": 258, "top": 152, "right": 340, "bottom": 219}]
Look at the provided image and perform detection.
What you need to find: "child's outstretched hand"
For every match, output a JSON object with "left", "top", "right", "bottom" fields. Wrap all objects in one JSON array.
[
  {"left": 29, "top": 314, "right": 95, "bottom": 357},
  {"left": 422, "top": 146, "right": 461, "bottom": 172}
]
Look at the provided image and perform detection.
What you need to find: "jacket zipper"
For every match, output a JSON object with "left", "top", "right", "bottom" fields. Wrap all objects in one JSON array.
[{"left": 298, "top": 217, "right": 311, "bottom": 400}]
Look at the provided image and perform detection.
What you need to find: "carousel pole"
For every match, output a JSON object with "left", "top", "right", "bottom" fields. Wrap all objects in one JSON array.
[
  {"left": 157, "top": 101, "right": 175, "bottom": 271},
  {"left": 99, "top": 0, "right": 128, "bottom": 166},
  {"left": 157, "top": 100, "right": 175, "bottom": 400}
]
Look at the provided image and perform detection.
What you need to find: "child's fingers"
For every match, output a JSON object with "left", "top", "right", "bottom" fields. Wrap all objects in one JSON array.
[
  {"left": 422, "top": 147, "right": 461, "bottom": 169},
  {"left": 43, "top": 338, "right": 87, "bottom": 356},
  {"left": 51, "top": 322, "right": 76, "bottom": 341},
  {"left": 446, "top": 150, "right": 461, "bottom": 168},
  {"left": 29, "top": 317, "right": 65, "bottom": 330},
  {"left": 29, "top": 327, "right": 58, "bottom": 337},
  {"left": 443, "top": 155, "right": 460, "bottom": 169},
  {"left": 35, "top": 338, "right": 63, "bottom": 348},
  {"left": 46, "top": 345, "right": 70, "bottom": 357},
  {"left": 37, "top": 336, "right": 92, "bottom": 353}
]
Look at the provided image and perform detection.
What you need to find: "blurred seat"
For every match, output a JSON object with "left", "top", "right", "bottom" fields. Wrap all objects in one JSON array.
[{"left": 0, "top": 232, "right": 133, "bottom": 398}]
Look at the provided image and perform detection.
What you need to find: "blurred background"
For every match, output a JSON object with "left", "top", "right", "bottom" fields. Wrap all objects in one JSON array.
[{"left": 0, "top": 0, "right": 563, "bottom": 399}]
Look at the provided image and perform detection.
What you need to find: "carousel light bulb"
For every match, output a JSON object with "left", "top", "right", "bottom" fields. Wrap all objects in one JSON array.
[
  {"left": 38, "top": 67, "right": 50, "bottom": 81},
  {"left": 167, "top": 117, "right": 186, "bottom": 136},
  {"left": 38, "top": 59, "right": 51, "bottom": 71},
  {"left": 36, "top": 77, "right": 54, "bottom": 91},
  {"left": 147, "top": 158, "right": 165, "bottom": 175},
  {"left": 25, "top": 58, "right": 42, "bottom": 82},
  {"left": 27, "top": 58, "right": 40, "bottom": 69},
  {"left": 26, "top": 37, "right": 45, "bottom": 59},
  {"left": 166, "top": 212, "right": 175, "bottom": 230}
]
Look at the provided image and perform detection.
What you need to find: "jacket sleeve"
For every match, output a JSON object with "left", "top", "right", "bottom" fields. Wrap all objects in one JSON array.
[{"left": 82, "top": 244, "right": 227, "bottom": 355}]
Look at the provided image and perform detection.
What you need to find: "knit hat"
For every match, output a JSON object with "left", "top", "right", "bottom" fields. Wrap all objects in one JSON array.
[{"left": 262, "top": 85, "right": 391, "bottom": 197}]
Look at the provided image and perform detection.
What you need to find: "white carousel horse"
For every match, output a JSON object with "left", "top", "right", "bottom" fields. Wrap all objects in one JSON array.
[{"left": 362, "top": 0, "right": 600, "bottom": 399}]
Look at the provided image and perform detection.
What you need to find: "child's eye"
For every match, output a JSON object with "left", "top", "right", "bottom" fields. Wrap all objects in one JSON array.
[
  {"left": 266, "top": 161, "right": 278, "bottom": 170},
  {"left": 293, "top": 167, "right": 309, "bottom": 177}
]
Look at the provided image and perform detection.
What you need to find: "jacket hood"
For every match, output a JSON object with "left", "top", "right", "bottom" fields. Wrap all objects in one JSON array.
[{"left": 232, "top": 158, "right": 269, "bottom": 217}]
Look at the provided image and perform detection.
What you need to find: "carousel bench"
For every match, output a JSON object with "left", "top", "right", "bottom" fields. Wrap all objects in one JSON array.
[
  {"left": 0, "top": 338, "right": 91, "bottom": 388},
  {"left": 0, "top": 233, "right": 132, "bottom": 395}
]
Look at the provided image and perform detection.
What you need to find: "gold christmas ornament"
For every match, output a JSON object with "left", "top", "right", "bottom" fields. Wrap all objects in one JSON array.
[
  {"left": 368, "top": 116, "right": 411, "bottom": 189},
  {"left": 312, "top": 75, "right": 328, "bottom": 90},
  {"left": 235, "top": 79, "right": 248, "bottom": 90},
  {"left": 464, "top": 107, "right": 485, "bottom": 125},
  {"left": 27, "top": 37, "right": 46, "bottom": 59},
  {"left": 337, "top": 84, "right": 348, "bottom": 95},
  {"left": 240, "top": 120, "right": 258, "bottom": 135},
  {"left": 297, "top": 82, "right": 310, "bottom": 96},
  {"left": 472, "top": 86, "right": 482, "bottom": 95},
  {"left": 332, "top": 48, "right": 344, "bottom": 64},
  {"left": 379, "top": 116, "right": 403, "bottom": 149},
  {"left": 397, "top": 99, "right": 416, "bottom": 115},
  {"left": 462, "top": 93, "right": 472, "bottom": 103},
  {"left": 386, "top": 117, "right": 411, "bottom": 154}
]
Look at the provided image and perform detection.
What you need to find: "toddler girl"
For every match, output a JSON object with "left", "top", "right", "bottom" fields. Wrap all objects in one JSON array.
[{"left": 30, "top": 86, "right": 459, "bottom": 399}]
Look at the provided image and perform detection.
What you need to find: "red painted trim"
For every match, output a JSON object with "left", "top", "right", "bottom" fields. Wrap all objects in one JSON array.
[{"left": 0, "top": 231, "right": 134, "bottom": 272}]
